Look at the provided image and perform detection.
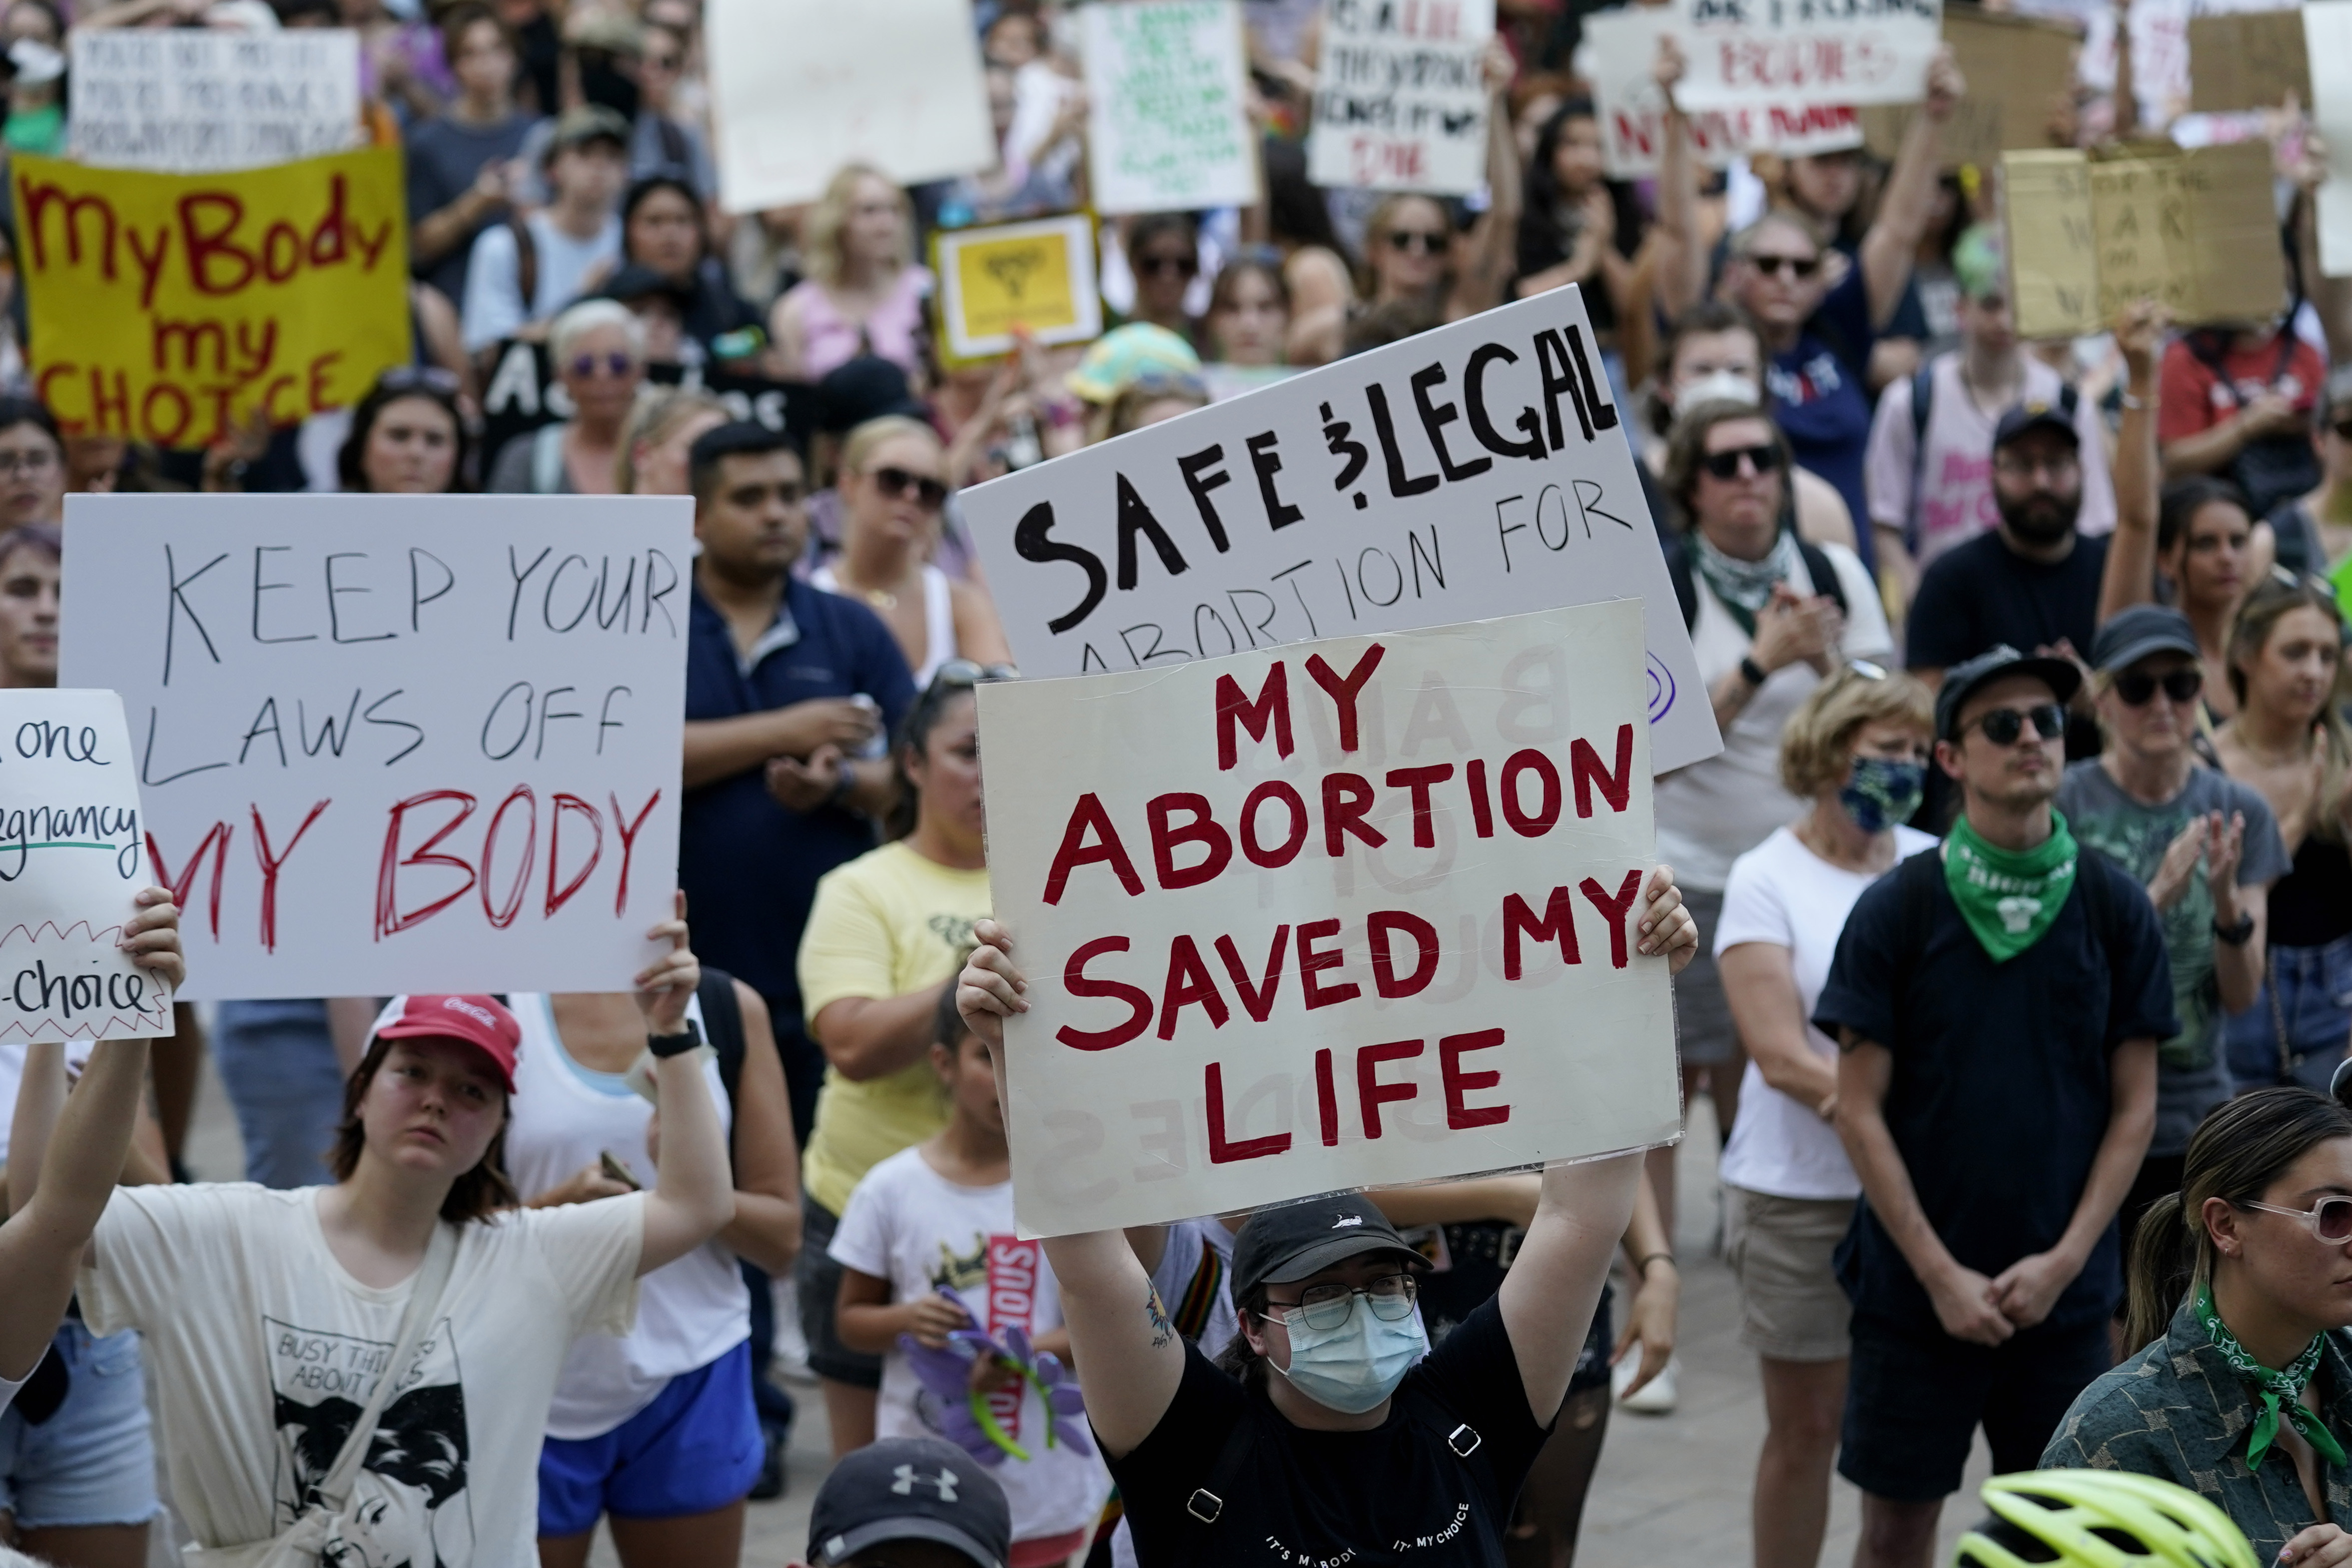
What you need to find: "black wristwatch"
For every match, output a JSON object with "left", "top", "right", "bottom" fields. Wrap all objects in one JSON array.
[
  {"left": 1738, "top": 655, "right": 1770, "bottom": 690},
  {"left": 647, "top": 1019, "right": 705, "bottom": 1058},
  {"left": 2213, "top": 911, "right": 2255, "bottom": 947}
]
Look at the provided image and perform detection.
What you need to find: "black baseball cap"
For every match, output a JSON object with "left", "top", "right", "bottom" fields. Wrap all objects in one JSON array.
[
  {"left": 1991, "top": 401, "right": 2079, "bottom": 451},
  {"left": 1933, "top": 643, "right": 2082, "bottom": 742},
  {"left": 2090, "top": 605, "right": 2201, "bottom": 674},
  {"left": 806, "top": 1438, "right": 1011, "bottom": 1568},
  {"left": 1233, "top": 1192, "right": 1421, "bottom": 1304}
]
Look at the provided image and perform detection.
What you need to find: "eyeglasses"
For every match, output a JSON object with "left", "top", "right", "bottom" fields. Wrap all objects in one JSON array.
[
  {"left": 568, "top": 352, "right": 639, "bottom": 379},
  {"left": 869, "top": 465, "right": 946, "bottom": 510},
  {"left": 2240, "top": 1196, "right": 2352, "bottom": 1245},
  {"left": 1260, "top": 1272, "right": 1420, "bottom": 1333},
  {"left": 2112, "top": 667, "right": 2204, "bottom": 706},
  {"left": 0, "top": 450, "right": 57, "bottom": 478},
  {"left": 1137, "top": 253, "right": 1198, "bottom": 278},
  {"left": 1994, "top": 452, "right": 2081, "bottom": 480},
  {"left": 1970, "top": 703, "right": 2068, "bottom": 747},
  {"left": 378, "top": 365, "right": 461, "bottom": 396},
  {"left": 1698, "top": 444, "right": 1782, "bottom": 480},
  {"left": 1748, "top": 253, "right": 1821, "bottom": 279},
  {"left": 927, "top": 659, "right": 1018, "bottom": 692},
  {"left": 1386, "top": 230, "right": 1449, "bottom": 255}
]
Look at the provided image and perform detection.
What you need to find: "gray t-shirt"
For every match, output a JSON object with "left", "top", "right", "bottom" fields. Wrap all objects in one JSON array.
[{"left": 2055, "top": 760, "right": 2291, "bottom": 1156}]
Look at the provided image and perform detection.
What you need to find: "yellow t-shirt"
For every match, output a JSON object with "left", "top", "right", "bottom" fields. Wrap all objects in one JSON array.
[{"left": 797, "top": 841, "right": 992, "bottom": 1216}]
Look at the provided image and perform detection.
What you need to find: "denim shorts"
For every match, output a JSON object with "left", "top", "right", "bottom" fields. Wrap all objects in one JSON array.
[
  {"left": 0, "top": 1324, "right": 158, "bottom": 1529},
  {"left": 537, "top": 1339, "right": 763, "bottom": 1534},
  {"left": 792, "top": 1196, "right": 882, "bottom": 1389},
  {"left": 2226, "top": 932, "right": 2352, "bottom": 1092}
]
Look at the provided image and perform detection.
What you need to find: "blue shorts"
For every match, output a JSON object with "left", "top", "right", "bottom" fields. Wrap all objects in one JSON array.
[
  {"left": 0, "top": 1323, "right": 158, "bottom": 1529},
  {"left": 537, "top": 1339, "right": 763, "bottom": 1535}
]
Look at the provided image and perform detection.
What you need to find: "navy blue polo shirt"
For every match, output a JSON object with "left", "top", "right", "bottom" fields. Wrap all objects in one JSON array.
[{"left": 679, "top": 577, "right": 915, "bottom": 1029}]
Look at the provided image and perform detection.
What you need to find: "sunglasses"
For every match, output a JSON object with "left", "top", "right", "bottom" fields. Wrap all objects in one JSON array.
[
  {"left": 1970, "top": 703, "right": 2068, "bottom": 747},
  {"left": 2241, "top": 1196, "right": 2352, "bottom": 1245},
  {"left": 1386, "top": 229, "right": 1449, "bottom": 255},
  {"left": 2112, "top": 667, "right": 2203, "bottom": 706},
  {"left": 1748, "top": 253, "right": 1821, "bottom": 279},
  {"left": 1699, "top": 444, "right": 1783, "bottom": 480},
  {"left": 929, "top": 659, "right": 1019, "bottom": 690},
  {"left": 569, "top": 352, "right": 638, "bottom": 379},
  {"left": 2333, "top": 419, "right": 2352, "bottom": 442},
  {"left": 1138, "top": 253, "right": 1198, "bottom": 278},
  {"left": 869, "top": 465, "right": 946, "bottom": 510},
  {"left": 378, "top": 365, "right": 462, "bottom": 396}
]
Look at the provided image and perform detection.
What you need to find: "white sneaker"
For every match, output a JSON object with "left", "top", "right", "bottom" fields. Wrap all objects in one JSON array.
[{"left": 1612, "top": 1353, "right": 1678, "bottom": 1414}]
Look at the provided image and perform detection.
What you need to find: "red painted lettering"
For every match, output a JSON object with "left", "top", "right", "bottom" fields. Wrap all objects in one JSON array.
[
  {"left": 1147, "top": 792, "right": 1232, "bottom": 889},
  {"left": 1296, "top": 917, "right": 1358, "bottom": 1010},
  {"left": 1440, "top": 1028, "right": 1509, "bottom": 1129},
  {"left": 375, "top": 789, "right": 478, "bottom": 938},
  {"left": 1206, "top": 1060, "right": 1290, "bottom": 1163},
  {"left": 1356, "top": 1039, "right": 1422, "bottom": 1139},
  {"left": 608, "top": 789, "right": 661, "bottom": 916},
  {"left": 1058, "top": 935, "right": 1153, "bottom": 1051},
  {"left": 1500, "top": 749, "right": 1561, "bottom": 837},
  {"left": 1213, "top": 925, "right": 1289, "bottom": 1022},
  {"left": 250, "top": 799, "right": 327, "bottom": 953},
  {"left": 480, "top": 785, "right": 537, "bottom": 929},
  {"left": 1304, "top": 643, "right": 1386, "bottom": 751},
  {"left": 1579, "top": 869, "right": 1646, "bottom": 968},
  {"left": 1321, "top": 772, "right": 1386, "bottom": 857},
  {"left": 544, "top": 793, "right": 603, "bottom": 916},
  {"left": 1368, "top": 909, "right": 1440, "bottom": 999},
  {"left": 1042, "top": 792, "right": 1144, "bottom": 904},
  {"left": 1238, "top": 780, "right": 1308, "bottom": 868},
  {"left": 1571, "top": 724, "right": 1633, "bottom": 817},
  {"left": 1502, "top": 886, "right": 1581, "bottom": 979},
  {"left": 1215, "top": 662, "right": 1292, "bottom": 771},
  {"left": 1156, "top": 933, "right": 1229, "bottom": 1039},
  {"left": 1384, "top": 764, "right": 1453, "bottom": 848}
]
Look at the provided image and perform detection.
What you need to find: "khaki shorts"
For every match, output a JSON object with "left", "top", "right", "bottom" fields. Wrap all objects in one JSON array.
[{"left": 1723, "top": 1185, "right": 1855, "bottom": 1363}]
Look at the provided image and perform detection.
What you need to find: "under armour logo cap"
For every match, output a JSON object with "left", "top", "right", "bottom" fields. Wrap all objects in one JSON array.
[{"left": 809, "top": 1437, "right": 1011, "bottom": 1568}]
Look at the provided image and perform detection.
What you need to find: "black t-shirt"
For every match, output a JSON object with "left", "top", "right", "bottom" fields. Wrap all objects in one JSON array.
[
  {"left": 1812, "top": 852, "right": 2177, "bottom": 1336},
  {"left": 1109, "top": 1296, "right": 1550, "bottom": 1567},
  {"left": 1904, "top": 528, "right": 2109, "bottom": 674}
]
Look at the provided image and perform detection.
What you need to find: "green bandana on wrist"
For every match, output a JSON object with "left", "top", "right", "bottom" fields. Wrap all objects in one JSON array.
[
  {"left": 2196, "top": 1283, "right": 2348, "bottom": 1469},
  {"left": 1942, "top": 811, "right": 2079, "bottom": 962}
]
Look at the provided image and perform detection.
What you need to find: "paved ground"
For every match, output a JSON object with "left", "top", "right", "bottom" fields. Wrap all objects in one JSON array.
[{"left": 174, "top": 1059, "right": 1995, "bottom": 1568}]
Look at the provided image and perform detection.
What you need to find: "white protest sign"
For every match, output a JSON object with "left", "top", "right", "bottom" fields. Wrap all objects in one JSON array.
[
  {"left": 1584, "top": 7, "right": 1862, "bottom": 178},
  {"left": 0, "top": 691, "right": 172, "bottom": 1043},
  {"left": 1668, "top": 0, "right": 1943, "bottom": 113},
  {"left": 980, "top": 600, "right": 1679, "bottom": 1237},
  {"left": 58, "top": 495, "right": 692, "bottom": 1001},
  {"left": 961, "top": 285, "right": 1723, "bottom": 775},
  {"left": 1308, "top": 0, "right": 1496, "bottom": 194},
  {"left": 2307, "top": 2, "right": 2352, "bottom": 278},
  {"left": 1084, "top": 0, "right": 1259, "bottom": 215},
  {"left": 706, "top": 0, "right": 995, "bottom": 214},
  {"left": 67, "top": 29, "right": 361, "bottom": 173}
]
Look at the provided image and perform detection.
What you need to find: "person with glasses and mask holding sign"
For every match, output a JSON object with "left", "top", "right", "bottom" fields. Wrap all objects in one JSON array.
[{"left": 1815, "top": 645, "right": 2175, "bottom": 1568}]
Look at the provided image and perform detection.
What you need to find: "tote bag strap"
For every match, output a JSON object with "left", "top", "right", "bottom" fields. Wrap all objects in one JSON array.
[{"left": 315, "top": 1223, "right": 460, "bottom": 1513}]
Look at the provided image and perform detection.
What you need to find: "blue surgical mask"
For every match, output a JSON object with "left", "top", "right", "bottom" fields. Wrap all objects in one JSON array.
[
  {"left": 1267, "top": 1301, "right": 1428, "bottom": 1414},
  {"left": 1839, "top": 756, "right": 1926, "bottom": 833}
]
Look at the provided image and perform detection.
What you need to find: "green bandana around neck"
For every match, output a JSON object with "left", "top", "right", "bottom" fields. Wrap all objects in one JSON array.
[
  {"left": 1692, "top": 526, "right": 1801, "bottom": 638},
  {"left": 2196, "top": 1282, "right": 2348, "bottom": 1470},
  {"left": 1942, "top": 810, "right": 2078, "bottom": 962}
]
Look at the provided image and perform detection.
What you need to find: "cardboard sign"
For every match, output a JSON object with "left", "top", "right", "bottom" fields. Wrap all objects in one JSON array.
[
  {"left": 2309, "top": 1, "right": 2352, "bottom": 279},
  {"left": 960, "top": 285, "right": 1723, "bottom": 775},
  {"left": 0, "top": 691, "right": 173, "bottom": 1043},
  {"left": 13, "top": 148, "right": 408, "bottom": 451},
  {"left": 68, "top": 28, "right": 362, "bottom": 172},
  {"left": 1670, "top": 0, "right": 1944, "bottom": 112},
  {"left": 1585, "top": 6, "right": 1862, "bottom": 178},
  {"left": 56, "top": 495, "right": 692, "bottom": 1001},
  {"left": 1860, "top": 4, "right": 2078, "bottom": 170},
  {"left": 706, "top": 0, "right": 994, "bottom": 214},
  {"left": 980, "top": 600, "right": 1679, "bottom": 1237},
  {"left": 2003, "top": 142, "right": 2286, "bottom": 337},
  {"left": 1084, "top": 0, "right": 1259, "bottom": 215},
  {"left": 477, "top": 342, "right": 830, "bottom": 485},
  {"left": 1307, "top": 0, "right": 1495, "bottom": 194},
  {"left": 933, "top": 215, "right": 1103, "bottom": 364},
  {"left": 2188, "top": 8, "right": 2309, "bottom": 113}
]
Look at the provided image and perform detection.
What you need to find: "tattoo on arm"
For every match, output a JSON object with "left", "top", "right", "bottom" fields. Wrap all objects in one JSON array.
[{"left": 1146, "top": 1287, "right": 1175, "bottom": 1349}]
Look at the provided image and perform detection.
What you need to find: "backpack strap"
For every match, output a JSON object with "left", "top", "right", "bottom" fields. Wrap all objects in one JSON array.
[
  {"left": 1793, "top": 539, "right": 1849, "bottom": 621},
  {"left": 509, "top": 213, "right": 539, "bottom": 321},
  {"left": 694, "top": 966, "right": 747, "bottom": 1177},
  {"left": 1907, "top": 358, "right": 1936, "bottom": 545}
]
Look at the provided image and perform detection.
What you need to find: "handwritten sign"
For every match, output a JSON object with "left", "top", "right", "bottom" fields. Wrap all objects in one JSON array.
[
  {"left": 0, "top": 691, "right": 172, "bottom": 1043},
  {"left": 1307, "top": 0, "right": 1495, "bottom": 195},
  {"left": 981, "top": 601, "right": 1679, "bottom": 1236},
  {"left": 1860, "top": 4, "right": 2078, "bottom": 171},
  {"left": 2188, "top": 8, "right": 2308, "bottom": 113},
  {"left": 68, "top": 28, "right": 361, "bottom": 172},
  {"left": 478, "top": 342, "right": 830, "bottom": 484},
  {"left": 1669, "top": 0, "right": 1944, "bottom": 112},
  {"left": 933, "top": 215, "right": 1102, "bottom": 365},
  {"left": 1084, "top": 0, "right": 1258, "bottom": 215},
  {"left": 12, "top": 148, "right": 407, "bottom": 451},
  {"left": 1585, "top": 6, "right": 1862, "bottom": 178},
  {"left": 706, "top": 0, "right": 994, "bottom": 214},
  {"left": 56, "top": 494, "right": 692, "bottom": 1001},
  {"left": 2309, "top": 2, "right": 2352, "bottom": 279},
  {"left": 960, "top": 285, "right": 1722, "bottom": 775}
]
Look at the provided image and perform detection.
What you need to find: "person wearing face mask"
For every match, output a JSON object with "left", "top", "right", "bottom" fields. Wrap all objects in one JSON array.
[
  {"left": 1717, "top": 663, "right": 1938, "bottom": 1568},
  {"left": 2056, "top": 605, "right": 2288, "bottom": 1266}
]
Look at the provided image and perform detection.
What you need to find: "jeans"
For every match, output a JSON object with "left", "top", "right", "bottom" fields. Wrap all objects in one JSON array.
[
  {"left": 2226, "top": 932, "right": 2352, "bottom": 1093},
  {"left": 212, "top": 998, "right": 344, "bottom": 1187},
  {"left": 0, "top": 1324, "right": 157, "bottom": 1529}
]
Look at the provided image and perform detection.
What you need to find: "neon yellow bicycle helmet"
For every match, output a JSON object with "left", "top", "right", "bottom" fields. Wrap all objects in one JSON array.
[{"left": 1954, "top": 1470, "right": 2259, "bottom": 1568}]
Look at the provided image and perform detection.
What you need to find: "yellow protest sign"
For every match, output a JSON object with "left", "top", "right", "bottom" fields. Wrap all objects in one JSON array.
[
  {"left": 12, "top": 146, "right": 408, "bottom": 448},
  {"left": 933, "top": 214, "right": 1102, "bottom": 363}
]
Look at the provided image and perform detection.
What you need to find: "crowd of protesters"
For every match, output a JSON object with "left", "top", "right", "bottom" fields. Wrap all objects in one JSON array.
[{"left": 0, "top": 0, "right": 2346, "bottom": 1567}]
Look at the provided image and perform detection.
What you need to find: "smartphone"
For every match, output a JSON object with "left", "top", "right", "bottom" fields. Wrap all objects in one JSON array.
[{"left": 599, "top": 1151, "right": 642, "bottom": 1191}]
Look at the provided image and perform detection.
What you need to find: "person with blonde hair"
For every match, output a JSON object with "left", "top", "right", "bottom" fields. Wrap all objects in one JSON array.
[
  {"left": 770, "top": 166, "right": 929, "bottom": 383},
  {"left": 813, "top": 416, "right": 1008, "bottom": 688},
  {"left": 1717, "top": 661, "right": 1937, "bottom": 1568},
  {"left": 619, "top": 386, "right": 729, "bottom": 496},
  {"left": 489, "top": 299, "right": 646, "bottom": 494}
]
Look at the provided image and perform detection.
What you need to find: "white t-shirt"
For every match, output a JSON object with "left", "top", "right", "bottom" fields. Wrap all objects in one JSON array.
[
  {"left": 498, "top": 992, "right": 750, "bottom": 1440},
  {"left": 79, "top": 1183, "right": 642, "bottom": 1564},
  {"left": 1653, "top": 544, "right": 1894, "bottom": 892},
  {"left": 829, "top": 1145, "right": 1112, "bottom": 1547},
  {"left": 1714, "top": 823, "right": 1937, "bottom": 1200},
  {"left": 459, "top": 210, "right": 624, "bottom": 350},
  {"left": 0, "top": 1369, "right": 20, "bottom": 1420}
]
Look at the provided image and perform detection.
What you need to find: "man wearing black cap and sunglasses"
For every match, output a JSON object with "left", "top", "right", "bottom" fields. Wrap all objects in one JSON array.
[
  {"left": 2058, "top": 605, "right": 2288, "bottom": 1257},
  {"left": 1814, "top": 644, "right": 2176, "bottom": 1568}
]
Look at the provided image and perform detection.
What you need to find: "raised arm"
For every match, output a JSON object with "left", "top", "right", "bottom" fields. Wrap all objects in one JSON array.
[
  {"left": 1858, "top": 49, "right": 1964, "bottom": 332},
  {"left": 2290, "top": 125, "right": 2352, "bottom": 364},
  {"left": 1651, "top": 37, "right": 1707, "bottom": 322},
  {"left": 1449, "top": 37, "right": 1525, "bottom": 318},
  {"left": 634, "top": 896, "right": 737, "bottom": 1277},
  {"left": 2098, "top": 298, "right": 2168, "bottom": 623}
]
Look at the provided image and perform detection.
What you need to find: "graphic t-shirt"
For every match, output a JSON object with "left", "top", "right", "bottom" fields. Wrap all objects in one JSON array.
[
  {"left": 1765, "top": 267, "right": 1879, "bottom": 568},
  {"left": 2054, "top": 762, "right": 2290, "bottom": 1156},
  {"left": 79, "top": 1183, "right": 642, "bottom": 1564},
  {"left": 1109, "top": 1295, "right": 1551, "bottom": 1567},
  {"left": 797, "top": 841, "right": 992, "bottom": 1215},
  {"left": 827, "top": 1145, "right": 1110, "bottom": 1546}
]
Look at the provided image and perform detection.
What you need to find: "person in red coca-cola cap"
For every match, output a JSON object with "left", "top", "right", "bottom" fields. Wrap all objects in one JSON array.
[{"left": 371, "top": 994, "right": 525, "bottom": 1095}]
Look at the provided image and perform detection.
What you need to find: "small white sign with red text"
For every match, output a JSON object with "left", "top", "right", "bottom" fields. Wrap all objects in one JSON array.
[
  {"left": 1308, "top": 0, "right": 1496, "bottom": 195},
  {"left": 58, "top": 494, "right": 691, "bottom": 1000},
  {"left": 980, "top": 601, "right": 1680, "bottom": 1237},
  {"left": 1584, "top": 7, "right": 1863, "bottom": 177},
  {"left": 1668, "top": 0, "right": 1943, "bottom": 113}
]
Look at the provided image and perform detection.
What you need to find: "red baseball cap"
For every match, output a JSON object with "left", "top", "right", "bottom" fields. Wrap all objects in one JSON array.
[{"left": 374, "top": 995, "right": 522, "bottom": 1094}]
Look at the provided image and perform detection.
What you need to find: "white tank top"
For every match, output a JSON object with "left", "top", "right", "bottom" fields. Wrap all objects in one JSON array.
[
  {"left": 500, "top": 991, "right": 750, "bottom": 1440},
  {"left": 813, "top": 561, "right": 959, "bottom": 687}
]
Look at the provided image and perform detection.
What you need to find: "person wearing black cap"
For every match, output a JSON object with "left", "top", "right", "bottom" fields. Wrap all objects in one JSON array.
[
  {"left": 1814, "top": 644, "right": 2177, "bottom": 1568},
  {"left": 797, "top": 1436, "right": 1012, "bottom": 1568},
  {"left": 2057, "top": 605, "right": 2288, "bottom": 1257},
  {"left": 954, "top": 873, "right": 1698, "bottom": 1566}
]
